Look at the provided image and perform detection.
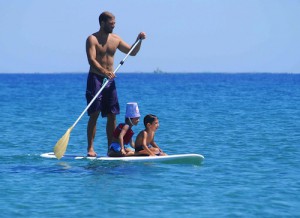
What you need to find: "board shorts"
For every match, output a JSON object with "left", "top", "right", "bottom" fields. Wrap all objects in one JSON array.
[
  {"left": 85, "top": 72, "right": 120, "bottom": 117},
  {"left": 135, "top": 144, "right": 153, "bottom": 152},
  {"left": 109, "top": 142, "right": 130, "bottom": 152}
]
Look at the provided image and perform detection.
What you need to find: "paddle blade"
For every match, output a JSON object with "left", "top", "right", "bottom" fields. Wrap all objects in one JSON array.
[{"left": 53, "top": 127, "right": 73, "bottom": 159}]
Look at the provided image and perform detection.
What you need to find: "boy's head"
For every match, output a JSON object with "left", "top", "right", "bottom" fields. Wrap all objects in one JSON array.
[
  {"left": 144, "top": 114, "right": 158, "bottom": 128},
  {"left": 125, "top": 102, "right": 140, "bottom": 119}
]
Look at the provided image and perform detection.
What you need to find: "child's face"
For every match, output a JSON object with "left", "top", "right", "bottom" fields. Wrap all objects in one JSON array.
[
  {"left": 149, "top": 118, "right": 159, "bottom": 131},
  {"left": 131, "top": 117, "right": 140, "bottom": 126}
]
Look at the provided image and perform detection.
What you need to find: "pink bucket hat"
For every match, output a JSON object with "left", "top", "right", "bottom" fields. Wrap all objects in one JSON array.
[{"left": 125, "top": 102, "right": 140, "bottom": 118}]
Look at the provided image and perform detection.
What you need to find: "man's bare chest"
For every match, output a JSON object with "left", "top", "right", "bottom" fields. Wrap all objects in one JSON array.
[{"left": 95, "top": 40, "right": 118, "bottom": 56}]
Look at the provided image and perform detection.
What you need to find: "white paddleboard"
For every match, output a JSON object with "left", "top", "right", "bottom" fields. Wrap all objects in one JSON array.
[{"left": 40, "top": 152, "right": 204, "bottom": 165}]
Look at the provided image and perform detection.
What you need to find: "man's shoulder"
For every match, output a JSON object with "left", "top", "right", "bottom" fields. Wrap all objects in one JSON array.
[
  {"left": 87, "top": 33, "right": 98, "bottom": 41},
  {"left": 87, "top": 32, "right": 121, "bottom": 41},
  {"left": 109, "top": 33, "right": 122, "bottom": 41}
]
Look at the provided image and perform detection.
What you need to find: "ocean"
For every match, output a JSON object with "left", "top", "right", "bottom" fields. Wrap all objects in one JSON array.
[{"left": 0, "top": 73, "right": 299, "bottom": 217}]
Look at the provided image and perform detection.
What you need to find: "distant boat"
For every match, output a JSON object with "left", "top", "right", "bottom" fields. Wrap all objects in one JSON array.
[{"left": 154, "top": 68, "right": 163, "bottom": 73}]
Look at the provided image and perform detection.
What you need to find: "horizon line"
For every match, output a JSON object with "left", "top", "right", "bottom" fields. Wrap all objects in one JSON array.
[{"left": 0, "top": 71, "right": 299, "bottom": 74}]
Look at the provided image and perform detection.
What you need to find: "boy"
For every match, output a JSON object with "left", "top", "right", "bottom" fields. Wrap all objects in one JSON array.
[
  {"left": 135, "top": 114, "right": 167, "bottom": 156},
  {"left": 108, "top": 102, "right": 140, "bottom": 157}
]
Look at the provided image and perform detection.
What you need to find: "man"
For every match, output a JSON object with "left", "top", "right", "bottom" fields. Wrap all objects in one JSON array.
[{"left": 85, "top": 11, "right": 146, "bottom": 157}]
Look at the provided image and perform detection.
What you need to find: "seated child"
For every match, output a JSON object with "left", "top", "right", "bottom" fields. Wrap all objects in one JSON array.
[
  {"left": 108, "top": 102, "right": 140, "bottom": 157},
  {"left": 135, "top": 114, "right": 167, "bottom": 156}
]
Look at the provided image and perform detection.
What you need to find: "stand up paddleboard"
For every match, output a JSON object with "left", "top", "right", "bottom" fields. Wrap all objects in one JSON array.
[{"left": 41, "top": 152, "right": 204, "bottom": 165}]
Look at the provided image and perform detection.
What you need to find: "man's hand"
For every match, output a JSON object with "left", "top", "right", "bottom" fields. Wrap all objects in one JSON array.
[
  {"left": 137, "top": 32, "right": 146, "bottom": 40},
  {"left": 104, "top": 70, "right": 116, "bottom": 79}
]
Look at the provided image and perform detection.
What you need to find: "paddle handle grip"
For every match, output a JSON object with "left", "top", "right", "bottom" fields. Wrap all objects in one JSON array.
[{"left": 71, "top": 38, "right": 143, "bottom": 128}]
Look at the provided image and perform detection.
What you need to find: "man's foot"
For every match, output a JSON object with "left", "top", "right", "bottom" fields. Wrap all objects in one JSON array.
[{"left": 87, "top": 151, "right": 97, "bottom": 157}]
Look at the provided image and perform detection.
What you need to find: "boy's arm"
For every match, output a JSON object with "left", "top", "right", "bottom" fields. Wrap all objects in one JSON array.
[
  {"left": 143, "top": 145, "right": 156, "bottom": 156},
  {"left": 129, "top": 138, "right": 135, "bottom": 149},
  {"left": 118, "top": 125, "right": 130, "bottom": 155},
  {"left": 151, "top": 141, "right": 163, "bottom": 152},
  {"left": 142, "top": 132, "right": 156, "bottom": 156}
]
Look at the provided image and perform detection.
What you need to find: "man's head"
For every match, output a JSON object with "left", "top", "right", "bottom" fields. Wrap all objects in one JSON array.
[{"left": 99, "top": 11, "right": 115, "bottom": 33}]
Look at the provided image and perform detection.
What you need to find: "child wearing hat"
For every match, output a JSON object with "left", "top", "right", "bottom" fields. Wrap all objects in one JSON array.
[
  {"left": 107, "top": 102, "right": 140, "bottom": 157},
  {"left": 135, "top": 114, "right": 167, "bottom": 156}
]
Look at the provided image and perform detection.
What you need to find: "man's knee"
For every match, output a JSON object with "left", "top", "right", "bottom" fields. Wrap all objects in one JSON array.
[
  {"left": 91, "top": 111, "right": 100, "bottom": 118},
  {"left": 107, "top": 113, "right": 116, "bottom": 122},
  {"left": 89, "top": 111, "right": 100, "bottom": 123}
]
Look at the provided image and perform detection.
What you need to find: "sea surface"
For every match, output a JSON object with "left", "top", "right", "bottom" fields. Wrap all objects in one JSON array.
[{"left": 0, "top": 73, "right": 299, "bottom": 217}]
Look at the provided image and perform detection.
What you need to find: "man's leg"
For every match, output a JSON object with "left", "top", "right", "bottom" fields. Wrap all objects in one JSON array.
[
  {"left": 106, "top": 113, "right": 116, "bottom": 152},
  {"left": 87, "top": 111, "right": 100, "bottom": 157}
]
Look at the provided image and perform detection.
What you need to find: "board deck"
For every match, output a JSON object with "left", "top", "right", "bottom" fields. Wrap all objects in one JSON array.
[{"left": 40, "top": 152, "right": 204, "bottom": 165}]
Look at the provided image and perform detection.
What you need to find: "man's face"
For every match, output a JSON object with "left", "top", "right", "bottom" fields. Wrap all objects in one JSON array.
[{"left": 103, "top": 18, "right": 115, "bottom": 33}]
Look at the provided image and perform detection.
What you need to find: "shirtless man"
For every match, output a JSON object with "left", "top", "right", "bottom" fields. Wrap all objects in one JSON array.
[{"left": 85, "top": 11, "right": 146, "bottom": 157}]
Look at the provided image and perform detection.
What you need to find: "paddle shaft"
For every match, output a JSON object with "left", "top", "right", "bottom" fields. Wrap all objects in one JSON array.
[{"left": 71, "top": 39, "right": 142, "bottom": 128}]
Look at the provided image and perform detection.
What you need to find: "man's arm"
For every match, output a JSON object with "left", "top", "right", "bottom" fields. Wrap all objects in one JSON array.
[{"left": 118, "top": 32, "right": 146, "bottom": 56}]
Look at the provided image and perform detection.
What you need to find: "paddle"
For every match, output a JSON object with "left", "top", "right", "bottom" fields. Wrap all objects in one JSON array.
[{"left": 54, "top": 39, "right": 143, "bottom": 159}]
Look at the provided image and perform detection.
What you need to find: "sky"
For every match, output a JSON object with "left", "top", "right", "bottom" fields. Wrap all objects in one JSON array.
[{"left": 0, "top": 0, "right": 300, "bottom": 73}]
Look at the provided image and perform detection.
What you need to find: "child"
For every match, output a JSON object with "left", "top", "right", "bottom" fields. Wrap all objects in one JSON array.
[
  {"left": 108, "top": 102, "right": 140, "bottom": 157},
  {"left": 135, "top": 114, "right": 167, "bottom": 156}
]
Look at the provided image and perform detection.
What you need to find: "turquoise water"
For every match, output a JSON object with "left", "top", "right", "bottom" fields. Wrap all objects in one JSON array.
[{"left": 1, "top": 73, "right": 300, "bottom": 217}]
